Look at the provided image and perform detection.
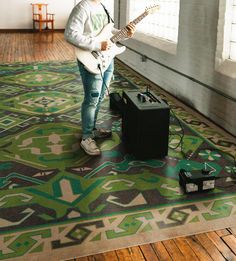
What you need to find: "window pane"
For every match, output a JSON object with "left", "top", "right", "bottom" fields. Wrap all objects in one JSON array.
[
  {"left": 229, "top": 1, "right": 236, "bottom": 60},
  {"left": 129, "top": 0, "right": 180, "bottom": 42},
  {"left": 231, "top": 24, "right": 236, "bottom": 42},
  {"left": 230, "top": 42, "right": 236, "bottom": 60}
]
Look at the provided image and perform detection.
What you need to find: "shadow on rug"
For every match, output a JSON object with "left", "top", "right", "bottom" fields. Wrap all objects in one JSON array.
[{"left": 0, "top": 60, "right": 235, "bottom": 261}]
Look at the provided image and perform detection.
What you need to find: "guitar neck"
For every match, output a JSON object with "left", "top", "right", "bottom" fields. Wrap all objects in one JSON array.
[{"left": 111, "top": 11, "right": 149, "bottom": 43}]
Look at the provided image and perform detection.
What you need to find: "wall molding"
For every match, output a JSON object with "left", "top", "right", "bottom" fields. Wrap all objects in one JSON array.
[{"left": 0, "top": 29, "right": 65, "bottom": 33}]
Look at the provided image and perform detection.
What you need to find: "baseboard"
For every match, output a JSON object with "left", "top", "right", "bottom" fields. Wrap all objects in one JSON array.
[{"left": 0, "top": 29, "right": 65, "bottom": 33}]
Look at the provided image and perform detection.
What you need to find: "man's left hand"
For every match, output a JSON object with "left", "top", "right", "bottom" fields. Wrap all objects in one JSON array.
[{"left": 126, "top": 22, "right": 136, "bottom": 38}]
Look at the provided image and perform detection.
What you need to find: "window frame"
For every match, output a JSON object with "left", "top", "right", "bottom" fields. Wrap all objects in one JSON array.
[
  {"left": 229, "top": 0, "right": 236, "bottom": 60},
  {"left": 215, "top": 0, "right": 236, "bottom": 78}
]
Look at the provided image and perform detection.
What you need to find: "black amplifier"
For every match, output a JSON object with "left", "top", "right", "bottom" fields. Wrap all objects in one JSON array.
[{"left": 122, "top": 90, "right": 170, "bottom": 159}]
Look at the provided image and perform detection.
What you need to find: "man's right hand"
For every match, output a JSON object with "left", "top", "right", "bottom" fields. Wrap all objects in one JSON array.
[{"left": 101, "top": 40, "right": 112, "bottom": 51}]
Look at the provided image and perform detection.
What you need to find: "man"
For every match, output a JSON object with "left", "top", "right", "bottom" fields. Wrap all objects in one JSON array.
[{"left": 64, "top": 0, "right": 136, "bottom": 156}]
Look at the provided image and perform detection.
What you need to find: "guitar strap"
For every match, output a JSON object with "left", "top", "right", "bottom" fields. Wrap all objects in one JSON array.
[{"left": 100, "top": 3, "right": 114, "bottom": 23}]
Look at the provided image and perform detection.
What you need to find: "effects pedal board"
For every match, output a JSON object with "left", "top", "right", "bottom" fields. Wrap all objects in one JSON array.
[{"left": 179, "top": 165, "right": 218, "bottom": 193}]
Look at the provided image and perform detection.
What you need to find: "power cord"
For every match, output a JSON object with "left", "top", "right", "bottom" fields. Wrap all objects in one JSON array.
[{"left": 163, "top": 99, "right": 186, "bottom": 157}]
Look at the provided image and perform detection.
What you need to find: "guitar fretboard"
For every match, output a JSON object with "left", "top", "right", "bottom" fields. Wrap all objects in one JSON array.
[{"left": 110, "top": 11, "right": 149, "bottom": 43}]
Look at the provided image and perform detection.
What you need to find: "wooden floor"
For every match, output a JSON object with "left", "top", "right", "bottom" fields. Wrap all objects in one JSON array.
[
  {"left": 0, "top": 31, "right": 75, "bottom": 62},
  {"left": 0, "top": 32, "right": 236, "bottom": 261}
]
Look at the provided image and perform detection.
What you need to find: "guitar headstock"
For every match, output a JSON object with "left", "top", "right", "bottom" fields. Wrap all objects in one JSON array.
[{"left": 145, "top": 5, "right": 160, "bottom": 15}]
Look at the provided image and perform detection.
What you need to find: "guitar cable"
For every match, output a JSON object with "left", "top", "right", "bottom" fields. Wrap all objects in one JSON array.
[{"left": 98, "top": 64, "right": 110, "bottom": 96}]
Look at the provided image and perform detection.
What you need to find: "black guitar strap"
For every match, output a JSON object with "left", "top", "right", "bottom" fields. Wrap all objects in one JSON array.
[{"left": 101, "top": 3, "right": 114, "bottom": 23}]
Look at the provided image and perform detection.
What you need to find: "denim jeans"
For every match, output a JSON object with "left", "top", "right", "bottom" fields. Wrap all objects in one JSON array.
[{"left": 77, "top": 60, "right": 114, "bottom": 139}]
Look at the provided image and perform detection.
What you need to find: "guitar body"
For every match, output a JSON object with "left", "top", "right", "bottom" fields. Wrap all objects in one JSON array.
[
  {"left": 75, "top": 44, "right": 126, "bottom": 74},
  {"left": 75, "top": 23, "right": 126, "bottom": 74}
]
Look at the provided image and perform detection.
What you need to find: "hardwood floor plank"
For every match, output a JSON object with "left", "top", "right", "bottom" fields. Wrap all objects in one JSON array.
[
  {"left": 0, "top": 34, "right": 4, "bottom": 60},
  {"left": 139, "top": 244, "right": 160, "bottom": 261},
  {"left": 126, "top": 246, "right": 146, "bottom": 261},
  {"left": 102, "top": 251, "right": 119, "bottom": 261},
  {"left": 195, "top": 233, "right": 225, "bottom": 261},
  {"left": 222, "top": 235, "right": 236, "bottom": 255},
  {"left": 215, "top": 229, "right": 231, "bottom": 237},
  {"left": 115, "top": 248, "right": 133, "bottom": 261},
  {"left": 6, "top": 34, "right": 11, "bottom": 62},
  {"left": 206, "top": 232, "right": 236, "bottom": 260},
  {"left": 185, "top": 236, "right": 213, "bottom": 261},
  {"left": 76, "top": 251, "right": 119, "bottom": 261},
  {"left": 229, "top": 226, "right": 236, "bottom": 236},
  {"left": 162, "top": 239, "right": 186, "bottom": 261},
  {"left": 87, "top": 253, "right": 105, "bottom": 261},
  {"left": 174, "top": 237, "right": 199, "bottom": 261},
  {"left": 151, "top": 241, "right": 173, "bottom": 260}
]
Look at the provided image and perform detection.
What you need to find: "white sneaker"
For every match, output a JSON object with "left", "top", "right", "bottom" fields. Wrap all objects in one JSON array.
[{"left": 80, "top": 138, "right": 101, "bottom": 156}]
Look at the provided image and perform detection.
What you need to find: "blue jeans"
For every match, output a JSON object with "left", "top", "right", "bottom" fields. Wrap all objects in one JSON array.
[{"left": 77, "top": 60, "right": 114, "bottom": 139}]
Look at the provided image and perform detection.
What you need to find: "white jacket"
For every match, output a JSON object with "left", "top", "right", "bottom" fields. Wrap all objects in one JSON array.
[{"left": 64, "top": 0, "right": 113, "bottom": 51}]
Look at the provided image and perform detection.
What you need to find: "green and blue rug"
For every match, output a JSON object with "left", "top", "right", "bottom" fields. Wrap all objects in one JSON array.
[{"left": 0, "top": 61, "right": 235, "bottom": 261}]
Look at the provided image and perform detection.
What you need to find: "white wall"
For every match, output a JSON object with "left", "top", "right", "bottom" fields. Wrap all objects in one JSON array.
[
  {"left": 117, "top": 0, "right": 236, "bottom": 136},
  {"left": 0, "top": 0, "right": 75, "bottom": 29}
]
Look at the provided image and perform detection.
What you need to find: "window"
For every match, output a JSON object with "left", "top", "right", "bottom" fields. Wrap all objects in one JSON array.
[
  {"left": 129, "top": 0, "right": 180, "bottom": 43},
  {"left": 229, "top": 0, "right": 236, "bottom": 60}
]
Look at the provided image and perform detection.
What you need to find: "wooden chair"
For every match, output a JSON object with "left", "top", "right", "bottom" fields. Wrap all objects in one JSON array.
[{"left": 31, "top": 3, "right": 55, "bottom": 32}]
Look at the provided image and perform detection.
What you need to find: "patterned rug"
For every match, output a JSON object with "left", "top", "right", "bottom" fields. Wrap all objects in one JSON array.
[{"left": 0, "top": 61, "right": 235, "bottom": 261}]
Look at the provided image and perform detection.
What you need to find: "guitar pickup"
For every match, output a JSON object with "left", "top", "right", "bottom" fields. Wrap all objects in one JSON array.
[{"left": 91, "top": 51, "right": 99, "bottom": 58}]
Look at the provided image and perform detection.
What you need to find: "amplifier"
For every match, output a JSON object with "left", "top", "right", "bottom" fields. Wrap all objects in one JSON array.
[{"left": 122, "top": 90, "right": 170, "bottom": 159}]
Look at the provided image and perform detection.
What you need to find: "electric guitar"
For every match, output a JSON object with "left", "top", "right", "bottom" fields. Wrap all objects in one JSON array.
[{"left": 75, "top": 5, "right": 160, "bottom": 74}]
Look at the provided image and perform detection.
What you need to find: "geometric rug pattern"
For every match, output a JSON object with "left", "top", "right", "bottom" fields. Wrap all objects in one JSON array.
[{"left": 0, "top": 61, "right": 235, "bottom": 261}]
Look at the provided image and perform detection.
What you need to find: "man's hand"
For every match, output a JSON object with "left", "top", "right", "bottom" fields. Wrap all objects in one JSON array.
[
  {"left": 101, "top": 40, "right": 112, "bottom": 51},
  {"left": 126, "top": 22, "right": 136, "bottom": 38}
]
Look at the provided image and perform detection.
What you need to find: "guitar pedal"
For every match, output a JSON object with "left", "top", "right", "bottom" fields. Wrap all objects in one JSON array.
[{"left": 179, "top": 168, "right": 217, "bottom": 193}]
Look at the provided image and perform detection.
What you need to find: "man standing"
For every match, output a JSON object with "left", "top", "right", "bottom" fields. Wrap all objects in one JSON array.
[{"left": 65, "top": 0, "right": 135, "bottom": 155}]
